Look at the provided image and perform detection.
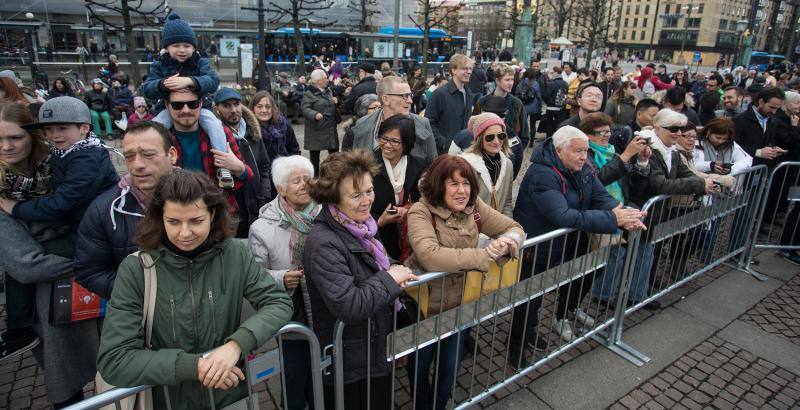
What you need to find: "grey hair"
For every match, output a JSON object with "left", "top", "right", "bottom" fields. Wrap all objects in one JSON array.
[
  {"left": 309, "top": 69, "right": 327, "bottom": 83},
  {"left": 271, "top": 155, "right": 315, "bottom": 190},
  {"left": 552, "top": 125, "right": 589, "bottom": 150},
  {"left": 652, "top": 108, "right": 688, "bottom": 128},
  {"left": 784, "top": 91, "right": 800, "bottom": 107},
  {"left": 355, "top": 94, "right": 379, "bottom": 118}
]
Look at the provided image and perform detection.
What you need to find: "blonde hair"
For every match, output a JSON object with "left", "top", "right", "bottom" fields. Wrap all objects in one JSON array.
[
  {"left": 449, "top": 54, "right": 473, "bottom": 72},
  {"left": 494, "top": 64, "right": 515, "bottom": 79}
]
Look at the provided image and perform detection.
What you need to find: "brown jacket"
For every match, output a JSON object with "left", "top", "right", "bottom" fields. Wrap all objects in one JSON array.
[{"left": 405, "top": 196, "right": 524, "bottom": 313}]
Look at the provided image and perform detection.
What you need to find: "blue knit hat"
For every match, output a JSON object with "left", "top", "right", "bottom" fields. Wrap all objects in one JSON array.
[{"left": 161, "top": 13, "right": 197, "bottom": 49}]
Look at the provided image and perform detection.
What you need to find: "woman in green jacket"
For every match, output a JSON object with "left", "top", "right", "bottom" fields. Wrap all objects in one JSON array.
[{"left": 97, "top": 170, "right": 293, "bottom": 409}]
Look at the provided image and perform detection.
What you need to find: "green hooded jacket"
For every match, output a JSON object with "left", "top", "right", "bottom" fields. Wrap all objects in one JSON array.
[{"left": 97, "top": 239, "right": 293, "bottom": 409}]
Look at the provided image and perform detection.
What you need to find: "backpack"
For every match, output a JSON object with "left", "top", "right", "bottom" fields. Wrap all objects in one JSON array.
[
  {"left": 553, "top": 86, "right": 566, "bottom": 108},
  {"left": 518, "top": 79, "right": 535, "bottom": 104},
  {"left": 641, "top": 79, "right": 655, "bottom": 97}
]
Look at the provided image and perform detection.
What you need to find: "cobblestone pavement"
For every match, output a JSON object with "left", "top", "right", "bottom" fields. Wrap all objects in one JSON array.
[{"left": 741, "top": 273, "right": 800, "bottom": 344}]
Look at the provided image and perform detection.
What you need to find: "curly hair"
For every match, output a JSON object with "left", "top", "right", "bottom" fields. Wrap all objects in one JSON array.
[{"left": 308, "top": 149, "right": 379, "bottom": 204}]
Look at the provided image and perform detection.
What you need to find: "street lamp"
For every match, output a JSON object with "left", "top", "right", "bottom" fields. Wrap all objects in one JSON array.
[
  {"left": 679, "top": 2, "right": 699, "bottom": 65},
  {"left": 25, "top": 12, "right": 39, "bottom": 87},
  {"left": 733, "top": 19, "right": 748, "bottom": 68}
]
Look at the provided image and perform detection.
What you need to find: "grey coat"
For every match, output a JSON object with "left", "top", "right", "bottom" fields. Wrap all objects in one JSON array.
[
  {"left": 301, "top": 86, "right": 339, "bottom": 151},
  {"left": 344, "top": 108, "right": 438, "bottom": 165},
  {"left": 0, "top": 213, "right": 100, "bottom": 403}
]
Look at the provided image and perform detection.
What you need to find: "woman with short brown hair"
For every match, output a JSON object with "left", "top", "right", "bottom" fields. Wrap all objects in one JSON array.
[{"left": 696, "top": 117, "right": 752, "bottom": 175}]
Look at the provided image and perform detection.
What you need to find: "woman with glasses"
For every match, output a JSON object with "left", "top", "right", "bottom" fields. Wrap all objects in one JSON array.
[
  {"left": 370, "top": 114, "right": 424, "bottom": 260},
  {"left": 604, "top": 81, "right": 638, "bottom": 127},
  {"left": 302, "top": 69, "right": 340, "bottom": 175},
  {"left": 458, "top": 113, "right": 515, "bottom": 217}
]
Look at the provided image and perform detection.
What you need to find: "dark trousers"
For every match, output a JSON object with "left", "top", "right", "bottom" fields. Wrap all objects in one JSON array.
[
  {"left": 510, "top": 142, "right": 524, "bottom": 180},
  {"left": 282, "top": 340, "right": 315, "bottom": 410},
  {"left": 528, "top": 112, "right": 542, "bottom": 146},
  {"left": 3, "top": 272, "right": 36, "bottom": 332},
  {"left": 322, "top": 375, "right": 391, "bottom": 410},
  {"left": 556, "top": 270, "right": 597, "bottom": 320},
  {"left": 509, "top": 260, "right": 543, "bottom": 354},
  {"left": 310, "top": 148, "right": 339, "bottom": 176},
  {"left": 780, "top": 204, "right": 800, "bottom": 246},
  {"left": 406, "top": 329, "right": 467, "bottom": 410}
]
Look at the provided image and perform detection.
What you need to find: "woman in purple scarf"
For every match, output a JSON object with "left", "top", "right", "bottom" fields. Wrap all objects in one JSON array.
[
  {"left": 302, "top": 150, "right": 417, "bottom": 409},
  {"left": 249, "top": 90, "right": 301, "bottom": 163},
  {"left": 330, "top": 57, "right": 345, "bottom": 81}
]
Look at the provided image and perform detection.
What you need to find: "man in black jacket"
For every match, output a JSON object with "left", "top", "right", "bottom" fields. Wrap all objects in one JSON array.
[
  {"left": 214, "top": 87, "right": 273, "bottom": 236},
  {"left": 344, "top": 62, "right": 378, "bottom": 113},
  {"left": 427, "top": 53, "right": 475, "bottom": 154},
  {"left": 74, "top": 121, "right": 177, "bottom": 299}
]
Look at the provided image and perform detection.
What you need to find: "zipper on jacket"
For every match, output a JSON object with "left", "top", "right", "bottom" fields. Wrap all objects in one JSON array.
[
  {"left": 169, "top": 295, "right": 177, "bottom": 343},
  {"left": 208, "top": 288, "right": 218, "bottom": 336},
  {"left": 187, "top": 261, "right": 200, "bottom": 349}
]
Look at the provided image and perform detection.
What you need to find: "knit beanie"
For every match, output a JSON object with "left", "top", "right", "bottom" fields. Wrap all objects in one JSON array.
[
  {"left": 469, "top": 112, "right": 506, "bottom": 141},
  {"left": 161, "top": 13, "right": 197, "bottom": 49}
]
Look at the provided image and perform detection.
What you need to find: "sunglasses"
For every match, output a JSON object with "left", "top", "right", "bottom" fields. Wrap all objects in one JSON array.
[
  {"left": 169, "top": 100, "right": 201, "bottom": 110},
  {"left": 484, "top": 132, "right": 507, "bottom": 142},
  {"left": 661, "top": 125, "right": 694, "bottom": 133}
]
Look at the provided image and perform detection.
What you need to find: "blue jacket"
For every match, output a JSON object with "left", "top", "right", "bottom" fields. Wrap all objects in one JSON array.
[
  {"left": 74, "top": 184, "right": 141, "bottom": 299},
  {"left": 12, "top": 142, "right": 119, "bottom": 231},
  {"left": 142, "top": 52, "right": 219, "bottom": 101},
  {"left": 109, "top": 85, "right": 133, "bottom": 108},
  {"left": 514, "top": 139, "right": 619, "bottom": 261}
]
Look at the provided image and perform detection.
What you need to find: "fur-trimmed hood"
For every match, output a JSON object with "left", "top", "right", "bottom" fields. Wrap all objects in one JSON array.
[{"left": 240, "top": 105, "right": 262, "bottom": 141}]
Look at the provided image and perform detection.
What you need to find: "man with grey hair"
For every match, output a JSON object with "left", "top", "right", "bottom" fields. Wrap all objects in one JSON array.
[{"left": 343, "top": 75, "right": 438, "bottom": 164}]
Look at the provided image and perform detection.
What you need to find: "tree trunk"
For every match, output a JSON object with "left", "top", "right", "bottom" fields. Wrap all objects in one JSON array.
[
  {"left": 293, "top": 4, "right": 305, "bottom": 74},
  {"left": 361, "top": 0, "right": 369, "bottom": 31},
  {"left": 121, "top": 0, "right": 142, "bottom": 87},
  {"left": 422, "top": 0, "right": 431, "bottom": 78}
]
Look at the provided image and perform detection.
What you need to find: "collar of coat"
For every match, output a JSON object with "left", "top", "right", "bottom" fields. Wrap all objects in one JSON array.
[{"left": 459, "top": 152, "right": 509, "bottom": 197}]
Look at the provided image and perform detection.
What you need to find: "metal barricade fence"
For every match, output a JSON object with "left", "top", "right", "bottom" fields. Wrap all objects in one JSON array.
[
  {"left": 63, "top": 322, "right": 327, "bottom": 410},
  {"left": 605, "top": 165, "right": 769, "bottom": 365},
  {"left": 741, "top": 161, "right": 800, "bottom": 277}
]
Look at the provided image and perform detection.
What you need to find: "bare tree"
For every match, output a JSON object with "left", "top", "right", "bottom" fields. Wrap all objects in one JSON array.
[
  {"left": 542, "top": 0, "right": 573, "bottom": 38},
  {"left": 408, "top": 0, "right": 462, "bottom": 77},
  {"left": 84, "top": 0, "right": 167, "bottom": 87},
  {"left": 348, "top": 0, "right": 379, "bottom": 32},
  {"left": 271, "top": 0, "right": 338, "bottom": 73},
  {"left": 569, "top": 0, "right": 615, "bottom": 68}
]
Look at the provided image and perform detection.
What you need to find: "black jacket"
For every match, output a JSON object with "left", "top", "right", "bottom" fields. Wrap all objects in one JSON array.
[
  {"left": 344, "top": 76, "right": 377, "bottom": 113},
  {"left": 229, "top": 107, "right": 272, "bottom": 237},
  {"left": 771, "top": 109, "right": 800, "bottom": 161},
  {"left": 369, "top": 152, "right": 424, "bottom": 260},
  {"left": 468, "top": 66, "right": 488, "bottom": 95},
  {"left": 302, "top": 206, "right": 403, "bottom": 385},
  {"left": 734, "top": 105, "right": 788, "bottom": 168},
  {"left": 85, "top": 89, "right": 111, "bottom": 112},
  {"left": 588, "top": 148, "right": 649, "bottom": 204},
  {"left": 74, "top": 185, "right": 141, "bottom": 299},
  {"left": 628, "top": 148, "right": 706, "bottom": 208},
  {"left": 427, "top": 80, "right": 474, "bottom": 153}
]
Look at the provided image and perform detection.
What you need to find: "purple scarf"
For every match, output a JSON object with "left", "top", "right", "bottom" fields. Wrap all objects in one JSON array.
[
  {"left": 328, "top": 204, "right": 390, "bottom": 271},
  {"left": 261, "top": 114, "right": 288, "bottom": 143}
]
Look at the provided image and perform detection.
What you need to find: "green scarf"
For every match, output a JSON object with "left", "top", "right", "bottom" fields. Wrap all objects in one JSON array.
[
  {"left": 588, "top": 141, "right": 625, "bottom": 204},
  {"left": 275, "top": 197, "right": 320, "bottom": 266}
]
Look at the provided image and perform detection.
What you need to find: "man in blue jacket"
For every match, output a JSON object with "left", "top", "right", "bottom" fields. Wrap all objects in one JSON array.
[
  {"left": 74, "top": 121, "right": 177, "bottom": 298},
  {"left": 508, "top": 126, "right": 646, "bottom": 368}
]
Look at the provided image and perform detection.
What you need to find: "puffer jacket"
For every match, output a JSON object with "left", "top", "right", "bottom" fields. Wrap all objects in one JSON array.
[
  {"left": 301, "top": 86, "right": 339, "bottom": 151},
  {"left": 97, "top": 239, "right": 293, "bottom": 410},
  {"left": 302, "top": 206, "right": 403, "bottom": 385},
  {"left": 85, "top": 88, "right": 111, "bottom": 112},
  {"left": 142, "top": 51, "right": 219, "bottom": 103},
  {"left": 404, "top": 197, "right": 524, "bottom": 314},
  {"left": 459, "top": 151, "right": 514, "bottom": 217},
  {"left": 227, "top": 106, "right": 272, "bottom": 237}
]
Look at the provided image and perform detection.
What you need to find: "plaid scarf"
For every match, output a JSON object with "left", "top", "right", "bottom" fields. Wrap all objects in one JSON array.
[
  {"left": 2, "top": 157, "right": 52, "bottom": 200},
  {"left": 276, "top": 197, "right": 320, "bottom": 266}
]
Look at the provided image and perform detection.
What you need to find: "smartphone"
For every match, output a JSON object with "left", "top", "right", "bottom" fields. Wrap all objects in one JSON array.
[
  {"left": 387, "top": 207, "right": 398, "bottom": 215},
  {"left": 722, "top": 163, "right": 734, "bottom": 169},
  {"left": 508, "top": 137, "right": 521, "bottom": 147}
]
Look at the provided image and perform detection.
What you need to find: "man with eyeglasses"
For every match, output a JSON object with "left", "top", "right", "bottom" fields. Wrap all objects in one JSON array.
[
  {"left": 344, "top": 76, "right": 438, "bottom": 164},
  {"left": 427, "top": 53, "right": 475, "bottom": 154},
  {"left": 166, "top": 89, "right": 252, "bottom": 209},
  {"left": 558, "top": 82, "right": 634, "bottom": 155}
]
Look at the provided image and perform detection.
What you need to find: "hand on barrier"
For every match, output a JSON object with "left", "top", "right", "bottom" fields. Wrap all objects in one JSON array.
[
  {"left": 284, "top": 269, "right": 304, "bottom": 290},
  {"left": 494, "top": 236, "right": 520, "bottom": 258},
  {"left": 388, "top": 265, "right": 418, "bottom": 287},
  {"left": 612, "top": 204, "right": 646, "bottom": 228},
  {"left": 485, "top": 239, "right": 509, "bottom": 261},
  {"left": 704, "top": 179, "right": 719, "bottom": 194},
  {"left": 198, "top": 341, "right": 245, "bottom": 389}
]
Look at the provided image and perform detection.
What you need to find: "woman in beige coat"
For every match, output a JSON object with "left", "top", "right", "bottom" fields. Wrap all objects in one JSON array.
[
  {"left": 458, "top": 112, "right": 515, "bottom": 217},
  {"left": 404, "top": 154, "right": 524, "bottom": 410}
]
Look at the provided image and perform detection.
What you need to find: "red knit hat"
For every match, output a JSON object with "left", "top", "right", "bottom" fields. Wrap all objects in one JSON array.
[{"left": 468, "top": 112, "right": 506, "bottom": 141}]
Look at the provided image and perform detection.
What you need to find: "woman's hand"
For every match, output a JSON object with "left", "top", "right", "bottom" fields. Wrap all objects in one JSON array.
[
  {"left": 620, "top": 135, "right": 649, "bottom": 162},
  {"left": 377, "top": 204, "right": 406, "bottom": 227},
  {"left": 314, "top": 113, "right": 323, "bottom": 121},
  {"left": 485, "top": 239, "right": 509, "bottom": 261},
  {"left": 197, "top": 341, "right": 245, "bottom": 389},
  {"left": 211, "top": 143, "right": 246, "bottom": 175},
  {"left": 496, "top": 236, "right": 520, "bottom": 258},
  {"left": 387, "top": 265, "right": 417, "bottom": 287},
  {"left": 284, "top": 269, "right": 304, "bottom": 290},
  {"left": 0, "top": 197, "right": 17, "bottom": 214}
]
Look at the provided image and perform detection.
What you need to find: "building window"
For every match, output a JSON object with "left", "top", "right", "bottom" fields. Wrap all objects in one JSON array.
[
  {"left": 641, "top": 31, "right": 646, "bottom": 40},
  {"left": 686, "top": 17, "right": 701, "bottom": 28},
  {"left": 698, "top": 3, "right": 704, "bottom": 13},
  {"left": 623, "top": 31, "right": 627, "bottom": 40},
  {"left": 719, "top": 19, "right": 728, "bottom": 30},
  {"left": 634, "top": 18, "right": 638, "bottom": 26},
  {"left": 625, "top": 18, "right": 629, "bottom": 27},
  {"left": 636, "top": 5, "right": 640, "bottom": 14},
  {"left": 627, "top": 5, "right": 631, "bottom": 14},
  {"left": 643, "top": 18, "right": 648, "bottom": 26},
  {"left": 645, "top": 5, "right": 650, "bottom": 14},
  {"left": 665, "top": 4, "right": 670, "bottom": 13}
]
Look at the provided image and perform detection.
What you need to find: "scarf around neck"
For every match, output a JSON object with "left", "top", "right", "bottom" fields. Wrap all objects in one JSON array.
[
  {"left": 51, "top": 134, "right": 102, "bottom": 158},
  {"left": 276, "top": 197, "right": 320, "bottom": 265},
  {"left": 588, "top": 141, "right": 624, "bottom": 203},
  {"left": 1, "top": 156, "right": 52, "bottom": 200},
  {"left": 261, "top": 114, "right": 288, "bottom": 145},
  {"left": 328, "top": 204, "right": 390, "bottom": 271},
  {"left": 383, "top": 155, "right": 407, "bottom": 203}
]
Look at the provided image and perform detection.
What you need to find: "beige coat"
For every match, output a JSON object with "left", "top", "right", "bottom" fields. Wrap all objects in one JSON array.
[
  {"left": 405, "top": 196, "right": 524, "bottom": 314},
  {"left": 459, "top": 152, "right": 514, "bottom": 217}
]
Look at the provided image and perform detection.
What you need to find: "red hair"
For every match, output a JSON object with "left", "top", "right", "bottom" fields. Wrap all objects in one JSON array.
[{"left": 0, "top": 78, "right": 27, "bottom": 104}]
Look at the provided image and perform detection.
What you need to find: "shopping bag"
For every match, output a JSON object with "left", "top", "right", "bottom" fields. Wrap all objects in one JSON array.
[{"left": 49, "top": 277, "right": 106, "bottom": 325}]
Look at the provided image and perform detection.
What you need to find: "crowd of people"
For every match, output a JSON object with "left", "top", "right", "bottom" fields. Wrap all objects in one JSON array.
[{"left": 1, "top": 11, "right": 800, "bottom": 410}]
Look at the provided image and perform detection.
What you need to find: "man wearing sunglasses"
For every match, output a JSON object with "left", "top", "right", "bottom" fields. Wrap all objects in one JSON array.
[
  {"left": 345, "top": 75, "right": 438, "bottom": 165},
  {"left": 165, "top": 89, "right": 252, "bottom": 210}
]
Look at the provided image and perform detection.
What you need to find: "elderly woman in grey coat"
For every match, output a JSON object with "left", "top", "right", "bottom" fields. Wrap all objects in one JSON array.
[
  {"left": 302, "top": 68, "right": 340, "bottom": 174},
  {"left": 247, "top": 155, "right": 319, "bottom": 410}
]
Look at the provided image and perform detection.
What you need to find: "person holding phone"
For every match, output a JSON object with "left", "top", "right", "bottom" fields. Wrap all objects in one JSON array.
[{"left": 695, "top": 117, "right": 753, "bottom": 176}]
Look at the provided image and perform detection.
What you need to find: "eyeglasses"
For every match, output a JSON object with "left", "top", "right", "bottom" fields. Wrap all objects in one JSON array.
[
  {"left": 386, "top": 93, "right": 413, "bottom": 100},
  {"left": 484, "top": 132, "right": 507, "bottom": 143},
  {"left": 379, "top": 136, "right": 403, "bottom": 146},
  {"left": 169, "top": 100, "right": 201, "bottom": 110},
  {"left": 591, "top": 129, "right": 612, "bottom": 136}
]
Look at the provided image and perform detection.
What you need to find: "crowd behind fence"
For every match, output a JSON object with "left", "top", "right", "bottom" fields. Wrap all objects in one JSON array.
[{"left": 58, "top": 162, "right": 799, "bottom": 410}]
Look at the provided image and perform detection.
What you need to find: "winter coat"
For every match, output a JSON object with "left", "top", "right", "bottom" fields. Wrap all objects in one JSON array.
[
  {"left": 344, "top": 76, "right": 377, "bottom": 113},
  {"left": 0, "top": 213, "right": 100, "bottom": 403},
  {"left": 694, "top": 139, "right": 753, "bottom": 175},
  {"left": 427, "top": 80, "right": 474, "bottom": 153},
  {"left": 468, "top": 66, "right": 488, "bottom": 95},
  {"left": 628, "top": 142, "right": 707, "bottom": 208},
  {"left": 733, "top": 105, "right": 790, "bottom": 169},
  {"left": 226, "top": 106, "right": 272, "bottom": 237},
  {"left": 772, "top": 108, "right": 800, "bottom": 161},
  {"left": 142, "top": 52, "right": 219, "bottom": 101},
  {"left": 74, "top": 184, "right": 142, "bottom": 299},
  {"left": 604, "top": 96, "right": 636, "bottom": 127},
  {"left": 97, "top": 239, "right": 293, "bottom": 410},
  {"left": 586, "top": 146, "right": 650, "bottom": 205},
  {"left": 459, "top": 151, "right": 514, "bottom": 217},
  {"left": 301, "top": 86, "right": 339, "bottom": 151},
  {"left": 127, "top": 111, "right": 155, "bottom": 125},
  {"left": 474, "top": 93, "right": 530, "bottom": 147},
  {"left": 109, "top": 85, "right": 133, "bottom": 108},
  {"left": 599, "top": 80, "right": 621, "bottom": 112},
  {"left": 345, "top": 108, "right": 438, "bottom": 165},
  {"left": 260, "top": 116, "right": 301, "bottom": 163},
  {"left": 85, "top": 88, "right": 112, "bottom": 112},
  {"left": 370, "top": 152, "right": 424, "bottom": 260},
  {"left": 12, "top": 142, "right": 119, "bottom": 231},
  {"left": 302, "top": 206, "right": 404, "bottom": 385},
  {"left": 518, "top": 77, "right": 544, "bottom": 115},
  {"left": 404, "top": 196, "right": 524, "bottom": 314}
]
